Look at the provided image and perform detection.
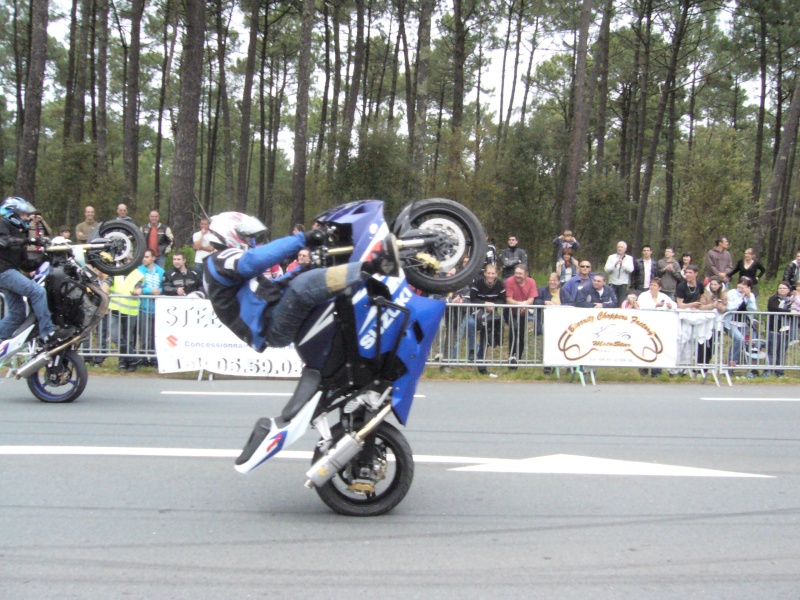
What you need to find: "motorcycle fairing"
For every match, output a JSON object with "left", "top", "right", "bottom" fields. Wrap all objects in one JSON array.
[
  {"left": 234, "top": 391, "right": 322, "bottom": 474},
  {"left": 387, "top": 292, "right": 444, "bottom": 424},
  {"left": 314, "top": 200, "right": 388, "bottom": 261},
  {"left": 0, "top": 313, "right": 37, "bottom": 364}
]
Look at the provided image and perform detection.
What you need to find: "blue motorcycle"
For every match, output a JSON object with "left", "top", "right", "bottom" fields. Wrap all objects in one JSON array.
[{"left": 235, "top": 198, "right": 486, "bottom": 516}]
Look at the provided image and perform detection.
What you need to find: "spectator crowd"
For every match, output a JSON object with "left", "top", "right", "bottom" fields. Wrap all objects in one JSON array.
[
  {"left": 446, "top": 230, "right": 800, "bottom": 378},
  {"left": 5, "top": 198, "right": 800, "bottom": 380}
]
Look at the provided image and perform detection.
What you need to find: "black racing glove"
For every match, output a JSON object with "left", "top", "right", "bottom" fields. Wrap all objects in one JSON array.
[{"left": 304, "top": 229, "right": 328, "bottom": 247}]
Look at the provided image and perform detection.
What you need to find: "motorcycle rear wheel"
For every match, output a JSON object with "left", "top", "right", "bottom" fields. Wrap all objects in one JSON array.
[
  {"left": 312, "top": 422, "right": 414, "bottom": 517},
  {"left": 395, "top": 198, "right": 487, "bottom": 295},
  {"left": 27, "top": 349, "right": 88, "bottom": 403},
  {"left": 87, "top": 219, "right": 146, "bottom": 276}
]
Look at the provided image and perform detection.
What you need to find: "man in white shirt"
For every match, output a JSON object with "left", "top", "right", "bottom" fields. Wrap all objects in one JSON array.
[
  {"left": 604, "top": 241, "right": 634, "bottom": 302},
  {"left": 192, "top": 218, "right": 214, "bottom": 278}
]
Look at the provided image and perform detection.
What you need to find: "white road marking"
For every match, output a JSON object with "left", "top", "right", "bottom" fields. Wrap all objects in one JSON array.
[
  {"left": 159, "top": 391, "right": 426, "bottom": 398},
  {"left": 700, "top": 397, "right": 800, "bottom": 402},
  {"left": 161, "top": 391, "right": 292, "bottom": 397},
  {"left": 451, "top": 454, "right": 771, "bottom": 478},
  {"left": 0, "top": 447, "right": 769, "bottom": 477}
]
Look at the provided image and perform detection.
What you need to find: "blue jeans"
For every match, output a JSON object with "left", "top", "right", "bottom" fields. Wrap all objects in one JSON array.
[
  {"left": 266, "top": 262, "right": 365, "bottom": 347},
  {"left": 466, "top": 311, "right": 502, "bottom": 361},
  {"left": 727, "top": 322, "right": 745, "bottom": 364},
  {"left": 0, "top": 269, "right": 54, "bottom": 339}
]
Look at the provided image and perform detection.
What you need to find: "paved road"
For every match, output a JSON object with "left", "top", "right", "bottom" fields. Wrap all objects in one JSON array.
[{"left": 1, "top": 376, "right": 799, "bottom": 599}]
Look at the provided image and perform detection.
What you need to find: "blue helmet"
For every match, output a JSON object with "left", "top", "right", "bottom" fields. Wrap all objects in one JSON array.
[{"left": 1, "top": 196, "right": 37, "bottom": 230}]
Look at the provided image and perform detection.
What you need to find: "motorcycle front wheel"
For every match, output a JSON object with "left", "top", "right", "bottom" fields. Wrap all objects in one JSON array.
[
  {"left": 87, "top": 219, "right": 146, "bottom": 276},
  {"left": 312, "top": 422, "right": 414, "bottom": 517},
  {"left": 394, "top": 198, "right": 487, "bottom": 295},
  {"left": 27, "top": 348, "right": 88, "bottom": 403}
]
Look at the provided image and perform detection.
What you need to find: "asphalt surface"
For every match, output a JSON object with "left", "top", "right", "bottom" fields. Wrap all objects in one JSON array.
[{"left": 1, "top": 375, "right": 799, "bottom": 599}]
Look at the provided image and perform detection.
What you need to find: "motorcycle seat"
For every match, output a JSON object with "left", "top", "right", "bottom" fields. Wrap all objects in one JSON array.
[{"left": 281, "top": 367, "right": 322, "bottom": 421}]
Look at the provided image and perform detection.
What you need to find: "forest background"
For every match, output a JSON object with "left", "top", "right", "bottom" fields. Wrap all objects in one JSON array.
[{"left": 2, "top": 0, "right": 800, "bottom": 277}]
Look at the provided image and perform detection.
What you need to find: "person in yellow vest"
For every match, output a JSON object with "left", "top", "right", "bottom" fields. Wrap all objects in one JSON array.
[{"left": 102, "top": 268, "right": 144, "bottom": 372}]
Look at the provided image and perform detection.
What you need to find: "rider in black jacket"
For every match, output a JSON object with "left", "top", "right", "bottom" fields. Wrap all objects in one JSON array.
[{"left": 0, "top": 197, "right": 71, "bottom": 344}]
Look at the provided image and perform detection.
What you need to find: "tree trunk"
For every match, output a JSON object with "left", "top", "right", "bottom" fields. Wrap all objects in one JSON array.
[
  {"left": 629, "top": 0, "right": 652, "bottom": 219},
  {"left": 204, "top": 58, "right": 220, "bottom": 211},
  {"left": 660, "top": 85, "right": 677, "bottom": 249},
  {"left": 387, "top": 16, "right": 401, "bottom": 127},
  {"left": 560, "top": 0, "right": 593, "bottom": 232},
  {"left": 326, "top": 1, "right": 341, "bottom": 185},
  {"left": 758, "top": 76, "right": 800, "bottom": 268},
  {"left": 335, "top": 0, "right": 364, "bottom": 190},
  {"left": 154, "top": 0, "right": 178, "bottom": 210},
  {"left": 170, "top": 0, "right": 206, "bottom": 247},
  {"left": 519, "top": 16, "right": 540, "bottom": 125},
  {"left": 314, "top": 1, "right": 331, "bottom": 172},
  {"left": 15, "top": 0, "right": 49, "bottom": 202},
  {"left": 235, "top": 0, "right": 261, "bottom": 211},
  {"left": 95, "top": 0, "right": 109, "bottom": 175},
  {"left": 409, "top": 0, "right": 433, "bottom": 198},
  {"left": 502, "top": 0, "right": 525, "bottom": 148},
  {"left": 495, "top": 0, "right": 513, "bottom": 155},
  {"left": 594, "top": 0, "right": 613, "bottom": 175},
  {"left": 122, "top": 0, "right": 145, "bottom": 207},
  {"left": 448, "top": 0, "right": 466, "bottom": 182},
  {"left": 72, "top": 0, "right": 91, "bottom": 143},
  {"left": 215, "top": 0, "right": 235, "bottom": 200},
  {"left": 772, "top": 37, "right": 783, "bottom": 167},
  {"left": 751, "top": 13, "right": 767, "bottom": 204},
  {"left": 63, "top": 0, "right": 79, "bottom": 144},
  {"left": 633, "top": 0, "right": 691, "bottom": 254},
  {"left": 291, "top": 0, "right": 315, "bottom": 225},
  {"left": 257, "top": 3, "right": 269, "bottom": 225}
]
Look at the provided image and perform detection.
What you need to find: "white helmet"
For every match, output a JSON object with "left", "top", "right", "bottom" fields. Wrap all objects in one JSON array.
[{"left": 207, "top": 212, "right": 268, "bottom": 251}]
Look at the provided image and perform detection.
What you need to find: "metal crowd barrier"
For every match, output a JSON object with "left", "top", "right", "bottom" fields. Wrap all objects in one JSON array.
[
  {"left": 427, "top": 303, "right": 800, "bottom": 386},
  {"left": 4, "top": 292, "right": 798, "bottom": 385}
]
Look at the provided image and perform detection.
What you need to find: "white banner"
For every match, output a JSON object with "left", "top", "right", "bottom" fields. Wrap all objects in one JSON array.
[
  {"left": 154, "top": 298, "right": 303, "bottom": 377},
  {"left": 543, "top": 307, "right": 679, "bottom": 367}
]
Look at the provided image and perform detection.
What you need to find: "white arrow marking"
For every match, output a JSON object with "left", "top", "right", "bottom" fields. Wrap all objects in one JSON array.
[
  {"left": 700, "top": 397, "right": 800, "bottom": 402},
  {"left": 451, "top": 454, "right": 771, "bottom": 478},
  {"left": 0, "top": 447, "right": 770, "bottom": 478}
]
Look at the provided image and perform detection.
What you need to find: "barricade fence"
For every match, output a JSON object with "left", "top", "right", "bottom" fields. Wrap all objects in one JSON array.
[
  {"left": 3, "top": 293, "right": 798, "bottom": 382},
  {"left": 428, "top": 303, "right": 799, "bottom": 384}
]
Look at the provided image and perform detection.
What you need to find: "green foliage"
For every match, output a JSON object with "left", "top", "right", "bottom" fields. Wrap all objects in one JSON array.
[{"left": 672, "top": 126, "right": 752, "bottom": 258}]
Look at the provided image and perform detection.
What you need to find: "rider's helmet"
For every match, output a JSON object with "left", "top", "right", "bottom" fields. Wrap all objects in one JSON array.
[
  {"left": 1, "top": 196, "right": 37, "bottom": 230},
  {"left": 207, "top": 212, "right": 268, "bottom": 251}
]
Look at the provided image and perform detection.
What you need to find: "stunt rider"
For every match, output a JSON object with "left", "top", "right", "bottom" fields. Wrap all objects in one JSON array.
[
  {"left": 0, "top": 197, "right": 73, "bottom": 345},
  {"left": 203, "top": 212, "right": 400, "bottom": 351}
]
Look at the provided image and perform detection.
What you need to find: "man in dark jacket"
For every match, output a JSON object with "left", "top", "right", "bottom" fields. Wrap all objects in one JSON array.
[
  {"left": 576, "top": 273, "right": 619, "bottom": 309},
  {"left": 466, "top": 263, "right": 506, "bottom": 375},
  {"left": 0, "top": 197, "right": 71, "bottom": 344},
  {"left": 498, "top": 234, "right": 528, "bottom": 279},
  {"left": 633, "top": 245, "right": 659, "bottom": 294},
  {"left": 783, "top": 252, "right": 800, "bottom": 287},
  {"left": 141, "top": 210, "right": 175, "bottom": 269},
  {"left": 162, "top": 251, "right": 201, "bottom": 296}
]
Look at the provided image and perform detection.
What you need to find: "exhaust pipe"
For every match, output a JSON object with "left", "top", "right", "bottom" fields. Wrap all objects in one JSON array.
[
  {"left": 14, "top": 331, "right": 82, "bottom": 380},
  {"left": 304, "top": 403, "right": 393, "bottom": 489},
  {"left": 14, "top": 352, "right": 51, "bottom": 379}
]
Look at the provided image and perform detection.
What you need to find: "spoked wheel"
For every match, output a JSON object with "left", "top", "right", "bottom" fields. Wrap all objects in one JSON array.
[
  {"left": 27, "top": 349, "right": 88, "bottom": 403},
  {"left": 393, "top": 198, "right": 486, "bottom": 295},
  {"left": 87, "top": 219, "right": 146, "bottom": 276},
  {"left": 312, "top": 422, "right": 414, "bottom": 517}
]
